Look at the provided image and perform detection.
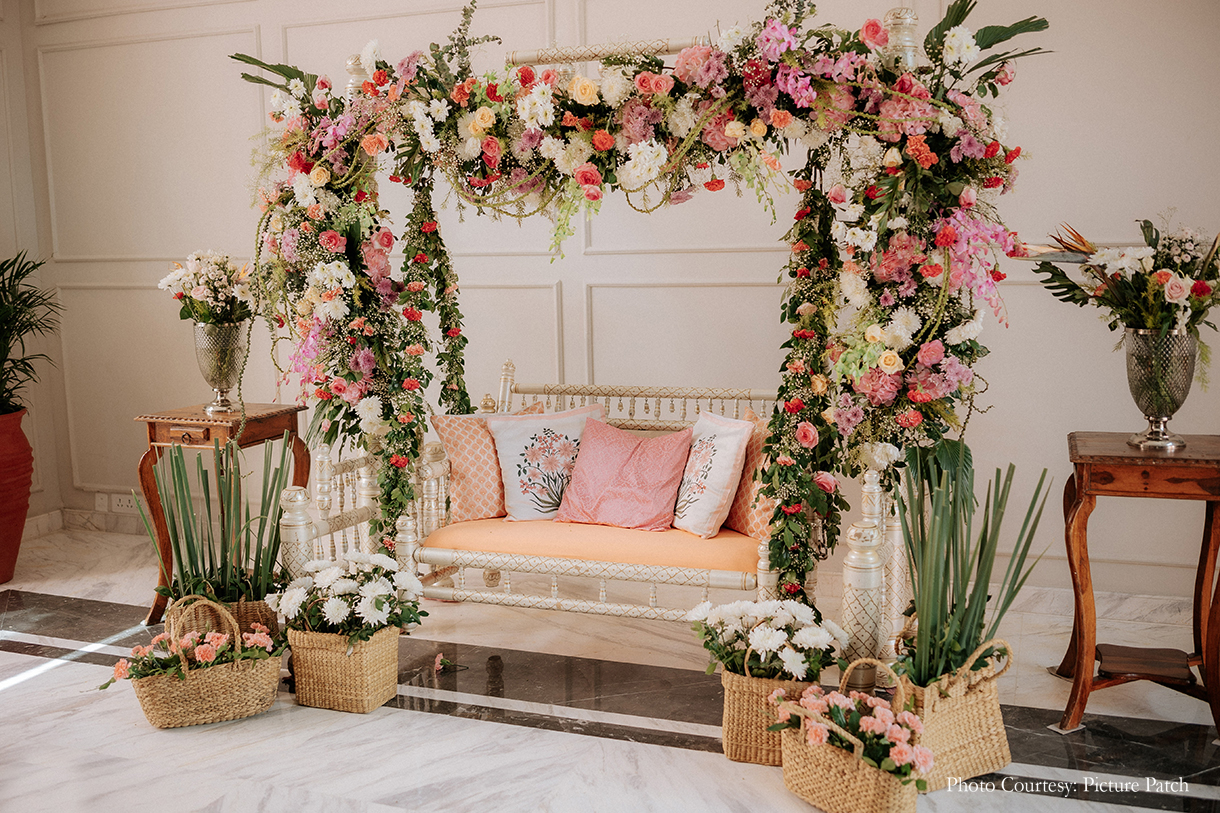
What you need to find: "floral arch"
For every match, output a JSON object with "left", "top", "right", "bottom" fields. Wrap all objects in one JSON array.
[{"left": 237, "top": 0, "right": 1047, "bottom": 605}]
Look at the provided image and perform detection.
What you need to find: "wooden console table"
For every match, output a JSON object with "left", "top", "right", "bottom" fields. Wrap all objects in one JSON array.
[
  {"left": 134, "top": 403, "right": 309, "bottom": 625},
  {"left": 1056, "top": 432, "right": 1220, "bottom": 731}
]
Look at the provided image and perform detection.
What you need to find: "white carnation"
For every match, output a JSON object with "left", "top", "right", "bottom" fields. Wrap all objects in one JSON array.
[
  {"left": 778, "top": 647, "right": 808, "bottom": 680},
  {"left": 355, "top": 396, "right": 382, "bottom": 422},
  {"left": 668, "top": 94, "right": 700, "bottom": 137},
  {"left": 837, "top": 203, "right": 865, "bottom": 223},
  {"left": 291, "top": 175, "right": 317, "bottom": 207},
  {"left": 861, "top": 442, "right": 901, "bottom": 471},
  {"left": 321, "top": 596, "right": 350, "bottom": 625},
  {"left": 359, "top": 40, "right": 380, "bottom": 79},
  {"left": 263, "top": 592, "right": 280, "bottom": 612}
]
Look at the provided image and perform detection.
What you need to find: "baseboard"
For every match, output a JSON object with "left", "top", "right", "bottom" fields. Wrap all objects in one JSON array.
[
  {"left": 21, "top": 510, "right": 64, "bottom": 542},
  {"left": 62, "top": 508, "right": 144, "bottom": 536}
]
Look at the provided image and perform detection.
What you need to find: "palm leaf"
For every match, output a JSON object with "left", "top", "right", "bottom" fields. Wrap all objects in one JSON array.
[
  {"left": 973, "top": 17, "right": 1049, "bottom": 51},
  {"left": 925, "top": 0, "right": 976, "bottom": 53}
]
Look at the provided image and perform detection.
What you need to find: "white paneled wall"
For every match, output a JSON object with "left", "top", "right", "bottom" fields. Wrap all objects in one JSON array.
[{"left": 3, "top": 0, "right": 1219, "bottom": 596}]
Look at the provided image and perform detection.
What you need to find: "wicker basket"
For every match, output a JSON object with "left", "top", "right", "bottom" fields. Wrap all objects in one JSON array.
[
  {"left": 287, "top": 626, "right": 400, "bottom": 713},
  {"left": 780, "top": 727, "right": 916, "bottom": 813},
  {"left": 131, "top": 597, "right": 281, "bottom": 729},
  {"left": 166, "top": 595, "right": 279, "bottom": 636},
  {"left": 721, "top": 667, "right": 811, "bottom": 765},
  {"left": 898, "top": 638, "right": 1013, "bottom": 791}
]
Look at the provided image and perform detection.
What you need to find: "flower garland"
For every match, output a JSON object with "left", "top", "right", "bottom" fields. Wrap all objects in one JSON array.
[{"left": 234, "top": 0, "right": 1047, "bottom": 593}]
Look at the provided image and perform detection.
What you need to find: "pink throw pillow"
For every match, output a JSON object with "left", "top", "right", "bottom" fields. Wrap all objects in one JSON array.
[{"left": 556, "top": 419, "right": 693, "bottom": 531}]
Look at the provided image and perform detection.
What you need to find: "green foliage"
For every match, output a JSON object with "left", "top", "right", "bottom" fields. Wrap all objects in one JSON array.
[
  {"left": 895, "top": 449, "right": 1048, "bottom": 687},
  {"left": 0, "top": 253, "right": 63, "bottom": 415},
  {"left": 140, "top": 435, "right": 293, "bottom": 603}
]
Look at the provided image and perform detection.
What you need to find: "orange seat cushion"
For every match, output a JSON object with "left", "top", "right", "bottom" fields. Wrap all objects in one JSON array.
[{"left": 421, "top": 518, "right": 762, "bottom": 574}]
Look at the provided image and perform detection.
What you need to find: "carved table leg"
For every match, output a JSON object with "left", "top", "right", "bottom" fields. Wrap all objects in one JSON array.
[
  {"left": 1207, "top": 520, "right": 1220, "bottom": 730},
  {"left": 289, "top": 432, "right": 310, "bottom": 489},
  {"left": 1195, "top": 502, "right": 1220, "bottom": 670},
  {"left": 1056, "top": 473, "right": 1080, "bottom": 678},
  {"left": 138, "top": 445, "right": 168, "bottom": 625},
  {"left": 1059, "top": 475, "right": 1097, "bottom": 731}
]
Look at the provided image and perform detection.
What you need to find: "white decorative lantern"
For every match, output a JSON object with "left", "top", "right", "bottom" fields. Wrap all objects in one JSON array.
[{"left": 883, "top": 7, "right": 922, "bottom": 72}]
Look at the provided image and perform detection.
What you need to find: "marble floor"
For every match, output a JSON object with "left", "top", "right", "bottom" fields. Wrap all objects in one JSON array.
[{"left": 1, "top": 528, "right": 1218, "bottom": 812}]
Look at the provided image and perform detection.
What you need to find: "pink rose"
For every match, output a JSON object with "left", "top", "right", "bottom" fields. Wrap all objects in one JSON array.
[
  {"left": 959, "top": 187, "right": 977, "bottom": 208},
  {"left": 319, "top": 230, "right": 346, "bottom": 253},
  {"left": 917, "top": 340, "right": 945, "bottom": 367},
  {"left": 860, "top": 19, "right": 889, "bottom": 50},
  {"left": 1165, "top": 275, "right": 1191, "bottom": 304},
  {"left": 996, "top": 62, "right": 1016, "bottom": 86},
  {"left": 583, "top": 185, "right": 603, "bottom": 202},
  {"left": 481, "top": 135, "right": 502, "bottom": 168},
  {"left": 374, "top": 229, "right": 394, "bottom": 250},
  {"left": 795, "top": 421, "right": 819, "bottom": 449},
  {"left": 573, "top": 162, "right": 602, "bottom": 187},
  {"left": 827, "top": 183, "right": 848, "bottom": 205},
  {"left": 315, "top": 75, "right": 332, "bottom": 91},
  {"left": 649, "top": 73, "right": 674, "bottom": 95},
  {"left": 814, "top": 471, "right": 837, "bottom": 493},
  {"left": 777, "top": 454, "right": 795, "bottom": 466},
  {"left": 634, "top": 72, "right": 654, "bottom": 94},
  {"left": 540, "top": 69, "right": 559, "bottom": 87},
  {"left": 796, "top": 302, "right": 816, "bottom": 317}
]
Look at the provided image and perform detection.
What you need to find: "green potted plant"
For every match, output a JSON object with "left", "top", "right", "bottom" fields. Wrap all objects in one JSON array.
[
  {"left": 0, "top": 253, "right": 63, "bottom": 583},
  {"left": 893, "top": 443, "right": 1048, "bottom": 791},
  {"left": 140, "top": 435, "right": 293, "bottom": 633}
]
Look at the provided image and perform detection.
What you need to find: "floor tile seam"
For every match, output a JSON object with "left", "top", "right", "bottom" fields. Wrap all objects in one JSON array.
[
  {"left": 0, "top": 629, "right": 134, "bottom": 659},
  {"left": 1016, "top": 609, "right": 1193, "bottom": 628},
  {"left": 396, "top": 683, "right": 725, "bottom": 739},
  {"left": 1003, "top": 761, "right": 1220, "bottom": 799}
]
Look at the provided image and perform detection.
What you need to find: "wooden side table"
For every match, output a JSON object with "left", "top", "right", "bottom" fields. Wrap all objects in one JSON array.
[
  {"left": 1055, "top": 431, "right": 1220, "bottom": 731},
  {"left": 134, "top": 403, "right": 310, "bottom": 625}
]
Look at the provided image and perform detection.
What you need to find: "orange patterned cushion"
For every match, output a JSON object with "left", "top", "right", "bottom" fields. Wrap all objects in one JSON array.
[
  {"left": 724, "top": 408, "right": 776, "bottom": 539},
  {"left": 431, "top": 401, "right": 544, "bottom": 523},
  {"left": 556, "top": 419, "right": 692, "bottom": 531}
]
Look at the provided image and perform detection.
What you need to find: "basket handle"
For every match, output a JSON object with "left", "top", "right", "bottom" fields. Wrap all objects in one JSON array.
[
  {"left": 780, "top": 700, "right": 865, "bottom": 760},
  {"left": 166, "top": 594, "right": 243, "bottom": 646},
  {"left": 955, "top": 637, "right": 1013, "bottom": 681},
  {"left": 837, "top": 657, "right": 907, "bottom": 712}
]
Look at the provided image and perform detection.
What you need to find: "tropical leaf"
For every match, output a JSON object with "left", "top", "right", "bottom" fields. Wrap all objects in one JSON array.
[
  {"left": 973, "top": 17, "right": 1049, "bottom": 51},
  {"left": 1033, "top": 262, "right": 1093, "bottom": 307},
  {"left": 925, "top": 0, "right": 977, "bottom": 53}
]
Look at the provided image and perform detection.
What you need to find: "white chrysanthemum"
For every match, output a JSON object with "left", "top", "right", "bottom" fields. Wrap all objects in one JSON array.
[
  {"left": 287, "top": 575, "right": 314, "bottom": 591},
  {"left": 822, "top": 619, "right": 850, "bottom": 648},
  {"left": 668, "top": 94, "right": 700, "bottom": 137},
  {"left": 359, "top": 416, "right": 390, "bottom": 436},
  {"left": 359, "top": 576, "right": 394, "bottom": 599},
  {"left": 321, "top": 596, "right": 350, "bottom": 625},
  {"left": 313, "top": 297, "right": 349, "bottom": 323},
  {"left": 457, "top": 111, "right": 482, "bottom": 140},
  {"left": 618, "top": 139, "right": 668, "bottom": 189},
  {"left": 539, "top": 136, "right": 565, "bottom": 161},
  {"left": 889, "top": 307, "right": 922, "bottom": 338},
  {"left": 793, "top": 625, "right": 834, "bottom": 652},
  {"left": 801, "top": 127, "right": 830, "bottom": 152},
  {"left": 554, "top": 138, "right": 595, "bottom": 175},
  {"left": 394, "top": 570, "right": 423, "bottom": 597},
  {"left": 331, "top": 578, "right": 359, "bottom": 596},
  {"left": 686, "top": 601, "right": 713, "bottom": 623},
  {"left": 846, "top": 226, "right": 878, "bottom": 252},
  {"left": 428, "top": 99, "right": 451, "bottom": 120},
  {"left": 458, "top": 136, "right": 482, "bottom": 161},
  {"left": 402, "top": 100, "right": 427, "bottom": 121},
  {"left": 269, "top": 90, "right": 287, "bottom": 112},
  {"left": 355, "top": 396, "right": 382, "bottom": 422},
  {"left": 356, "top": 595, "right": 391, "bottom": 627},
  {"left": 717, "top": 24, "right": 747, "bottom": 52},
  {"left": 785, "top": 601, "right": 816, "bottom": 627},
  {"left": 263, "top": 592, "right": 280, "bottom": 612},
  {"left": 287, "top": 77, "right": 307, "bottom": 98},
  {"left": 945, "top": 311, "right": 983, "bottom": 345},
  {"left": 369, "top": 552, "right": 399, "bottom": 572},
  {"left": 599, "top": 66, "right": 633, "bottom": 108},
  {"left": 279, "top": 586, "right": 308, "bottom": 619},
  {"left": 781, "top": 117, "right": 808, "bottom": 142},
  {"left": 861, "top": 442, "right": 901, "bottom": 470},
  {"left": 847, "top": 134, "right": 883, "bottom": 169},
  {"left": 748, "top": 625, "right": 788, "bottom": 656},
  {"left": 307, "top": 260, "right": 356, "bottom": 290},
  {"left": 839, "top": 270, "right": 870, "bottom": 308},
  {"left": 517, "top": 83, "right": 555, "bottom": 128},
  {"left": 314, "top": 566, "right": 344, "bottom": 589},
  {"left": 345, "top": 551, "right": 372, "bottom": 566},
  {"left": 291, "top": 175, "right": 317, "bottom": 207},
  {"left": 360, "top": 40, "right": 381, "bottom": 78},
  {"left": 418, "top": 132, "right": 441, "bottom": 153},
  {"left": 942, "top": 26, "right": 980, "bottom": 67},
  {"left": 830, "top": 220, "right": 848, "bottom": 243},
  {"left": 779, "top": 647, "right": 808, "bottom": 680}
]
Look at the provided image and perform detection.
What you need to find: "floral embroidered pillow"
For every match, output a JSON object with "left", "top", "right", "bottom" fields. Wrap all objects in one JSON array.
[
  {"left": 431, "top": 401, "right": 545, "bottom": 523},
  {"left": 724, "top": 408, "right": 777, "bottom": 540},
  {"left": 672, "top": 412, "right": 754, "bottom": 538},
  {"left": 556, "top": 419, "right": 692, "bottom": 531},
  {"left": 485, "top": 404, "right": 604, "bottom": 521}
]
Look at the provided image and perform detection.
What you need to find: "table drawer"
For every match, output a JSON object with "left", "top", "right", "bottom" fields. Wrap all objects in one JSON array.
[
  {"left": 1087, "top": 464, "right": 1220, "bottom": 499},
  {"left": 154, "top": 424, "right": 220, "bottom": 446}
]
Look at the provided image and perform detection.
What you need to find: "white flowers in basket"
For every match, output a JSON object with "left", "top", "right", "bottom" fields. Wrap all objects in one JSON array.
[
  {"left": 267, "top": 551, "right": 426, "bottom": 646},
  {"left": 688, "top": 599, "right": 849, "bottom": 681}
]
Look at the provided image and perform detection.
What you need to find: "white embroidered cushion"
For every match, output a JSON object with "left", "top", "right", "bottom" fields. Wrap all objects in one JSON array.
[
  {"left": 672, "top": 412, "right": 754, "bottom": 539},
  {"left": 485, "top": 404, "right": 604, "bottom": 521}
]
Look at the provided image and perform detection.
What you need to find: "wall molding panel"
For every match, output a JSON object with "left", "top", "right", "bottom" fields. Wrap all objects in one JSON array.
[{"left": 34, "top": 0, "right": 253, "bottom": 26}]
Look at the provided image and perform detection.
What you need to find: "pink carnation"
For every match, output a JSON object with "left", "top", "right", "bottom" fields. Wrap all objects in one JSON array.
[
  {"left": 896, "top": 710, "right": 924, "bottom": 735},
  {"left": 858, "top": 715, "right": 889, "bottom": 736},
  {"left": 912, "top": 744, "right": 935, "bottom": 774},
  {"left": 805, "top": 722, "right": 830, "bottom": 746},
  {"left": 194, "top": 643, "right": 218, "bottom": 664},
  {"left": 886, "top": 723, "right": 911, "bottom": 743},
  {"left": 889, "top": 742, "right": 915, "bottom": 766}
]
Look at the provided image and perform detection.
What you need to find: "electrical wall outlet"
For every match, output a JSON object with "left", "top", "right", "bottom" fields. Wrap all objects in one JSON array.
[
  {"left": 111, "top": 494, "right": 139, "bottom": 514},
  {"left": 94, "top": 492, "right": 108, "bottom": 512}
]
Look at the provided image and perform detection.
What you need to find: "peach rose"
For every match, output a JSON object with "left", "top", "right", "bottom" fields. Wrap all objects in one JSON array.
[
  {"left": 878, "top": 350, "right": 904, "bottom": 375},
  {"left": 306, "top": 204, "right": 324, "bottom": 220},
  {"left": 750, "top": 118, "right": 768, "bottom": 137},
  {"left": 724, "top": 120, "right": 748, "bottom": 139},
  {"left": 568, "top": 76, "right": 600, "bottom": 105},
  {"left": 473, "top": 105, "right": 496, "bottom": 131},
  {"left": 864, "top": 323, "right": 885, "bottom": 343},
  {"left": 809, "top": 374, "right": 829, "bottom": 396},
  {"left": 308, "top": 165, "right": 330, "bottom": 187}
]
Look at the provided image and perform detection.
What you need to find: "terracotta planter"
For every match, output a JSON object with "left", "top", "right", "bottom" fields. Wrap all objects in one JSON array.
[{"left": 0, "top": 409, "right": 34, "bottom": 584}]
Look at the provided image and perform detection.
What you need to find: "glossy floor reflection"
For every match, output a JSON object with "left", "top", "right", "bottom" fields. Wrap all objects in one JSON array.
[{"left": 2, "top": 528, "right": 1218, "bottom": 812}]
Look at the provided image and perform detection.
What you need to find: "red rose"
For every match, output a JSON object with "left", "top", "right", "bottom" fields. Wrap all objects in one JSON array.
[
  {"left": 402, "top": 378, "right": 421, "bottom": 391},
  {"left": 355, "top": 190, "right": 370, "bottom": 202},
  {"left": 794, "top": 207, "right": 810, "bottom": 221},
  {"left": 446, "top": 327, "right": 462, "bottom": 337},
  {"left": 318, "top": 230, "right": 347, "bottom": 253},
  {"left": 984, "top": 141, "right": 1001, "bottom": 158},
  {"left": 982, "top": 177, "right": 1004, "bottom": 189},
  {"left": 372, "top": 69, "right": 388, "bottom": 86},
  {"left": 1193, "top": 279, "right": 1212, "bottom": 298},
  {"left": 517, "top": 65, "right": 536, "bottom": 86},
  {"left": 592, "top": 130, "right": 615, "bottom": 151},
  {"left": 795, "top": 267, "right": 810, "bottom": 278},
  {"left": 402, "top": 307, "right": 423, "bottom": 321},
  {"left": 784, "top": 398, "right": 804, "bottom": 413},
  {"left": 704, "top": 179, "right": 725, "bottom": 191},
  {"left": 413, "top": 252, "right": 428, "bottom": 264},
  {"left": 934, "top": 226, "right": 957, "bottom": 247},
  {"left": 421, "top": 221, "right": 438, "bottom": 233},
  {"left": 287, "top": 151, "right": 315, "bottom": 176},
  {"left": 1005, "top": 146, "right": 1021, "bottom": 164}
]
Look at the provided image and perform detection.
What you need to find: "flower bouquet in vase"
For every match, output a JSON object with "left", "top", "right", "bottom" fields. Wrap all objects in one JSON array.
[
  {"left": 1035, "top": 220, "right": 1220, "bottom": 450},
  {"left": 688, "top": 599, "right": 847, "bottom": 765},
  {"left": 892, "top": 447, "right": 1047, "bottom": 790},
  {"left": 769, "top": 659, "right": 931, "bottom": 813},
  {"left": 99, "top": 595, "right": 286, "bottom": 729},
  {"left": 271, "top": 552, "right": 425, "bottom": 713}
]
